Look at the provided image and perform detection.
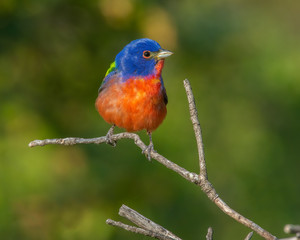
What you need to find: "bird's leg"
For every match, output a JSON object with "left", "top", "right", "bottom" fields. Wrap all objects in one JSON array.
[
  {"left": 105, "top": 124, "right": 116, "bottom": 147},
  {"left": 142, "top": 131, "right": 155, "bottom": 161}
]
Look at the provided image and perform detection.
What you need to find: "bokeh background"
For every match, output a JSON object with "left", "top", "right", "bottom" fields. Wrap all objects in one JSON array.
[{"left": 1, "top": 0, "right": 300, "bottom": 239}]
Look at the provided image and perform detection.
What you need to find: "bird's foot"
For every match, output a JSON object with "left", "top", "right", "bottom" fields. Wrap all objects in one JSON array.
[
  {"left": 105, "top": 125, "right": 116, "bottom": 147},
  {"left": 142, "top": 142, "right": 155, "bottom": 161},
  {"left": 106, "top": 134, "right": 116, "bottom": 147}
]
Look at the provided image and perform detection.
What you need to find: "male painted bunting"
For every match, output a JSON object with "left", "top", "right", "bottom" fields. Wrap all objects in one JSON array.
[{"left": 95, "top": 38, "right": 173, "bottom": 159}]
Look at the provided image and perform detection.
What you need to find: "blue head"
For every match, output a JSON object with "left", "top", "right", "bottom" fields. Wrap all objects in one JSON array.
[{"left": 115, "top": 38, "right": 173, "bottom": 78}]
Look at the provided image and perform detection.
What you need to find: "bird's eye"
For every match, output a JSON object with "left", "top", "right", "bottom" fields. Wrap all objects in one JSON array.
[{"left": 143, "top": 50, "right": 151, "bottom": 58}]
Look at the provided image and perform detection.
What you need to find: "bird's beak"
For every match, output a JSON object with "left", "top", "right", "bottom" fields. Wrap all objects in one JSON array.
[{"left": 155, "top": 49, "right": 173, "bottom": 60}]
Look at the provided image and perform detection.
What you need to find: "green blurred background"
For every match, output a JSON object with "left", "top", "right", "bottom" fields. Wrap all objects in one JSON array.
[{"left": 1, "top": 0, "right": 300, "bottom": 239}]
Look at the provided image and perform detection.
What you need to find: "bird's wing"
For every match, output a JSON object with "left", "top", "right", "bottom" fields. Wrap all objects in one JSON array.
[
  {"left": 162, "top": 87, "right": 168, "bottom": 105},
  {"left": 98, "top": 61, "right": 119, "bottom": 93},
  {"left": 98, "top": 72, "right": 119, "bottom": 93},
  {"left": 160, "top": 76, "right": 168, "bottom": 105},
  {"left": 105, "top": 61, "right": 116, "bottom": 77}
]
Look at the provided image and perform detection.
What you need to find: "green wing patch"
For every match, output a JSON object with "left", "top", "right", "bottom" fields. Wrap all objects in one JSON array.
[
  {"left": 98, "top": 61, "right": 116, "bottom": 93},
  {"left": 105, "top": 61, "right": 116, "bottom": 77}
]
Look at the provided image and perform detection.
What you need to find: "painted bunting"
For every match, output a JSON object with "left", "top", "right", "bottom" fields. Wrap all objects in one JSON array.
[{"left": 95, "top": 38, "right": 173, "bottom": 159}]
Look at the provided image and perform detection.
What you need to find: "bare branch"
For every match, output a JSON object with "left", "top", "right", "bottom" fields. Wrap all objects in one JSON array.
[
  {"left": 183, "top": 79, "right": 275, "bottom": 239},
  {"left": 284, "top": 225, "right": 300, "bottom": 234},
  {"left": 181, "top": 80, "right": 277, "bottom": 240},
  {"left": 206, "top": 227, "right": 213, "bottom": 240},
  {"left": 29, "top": 133, "right": 199, "bottom": 184},
  {"left": 29, "top": 136, "right": 107, "bottom": 147},
  {"left": 278, "top": 234, "right": 300, "bottom": 240},
  {"left": 245, "top": 232, "right": 253, "bottom": 240},
  {"left": 183, "top": 79, "right": 207, "bottom": 179},
  {"left": 214, "top": 196, "right": 276, "bottom": 240},
  {"left": 106, "top": 219, "right": 175, "bottom": 240},
  {"left": 118, "top": 205, "right": 181, "bottom": 240},
  {"left": 28, "top": 79, "right": 279, "bottom": 240},
  {"left": 107, "top": 205, "right": 182, "bottom": 240}
]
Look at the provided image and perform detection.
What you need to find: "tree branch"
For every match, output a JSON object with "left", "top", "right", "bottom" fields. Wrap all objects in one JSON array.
[
  {"left": 278, "top": 235, "right": 300, "bottom": 240},
  {"left": 282, "top": 225, "right": 300, "bottom": 240},
  {"left": 106, "top": 219, "right": 167, "bottom": 239},
  {"left": 284, "top": 225, "right": 300, "bottom": 234},
  {"left": 29, "top": 79, "right": 286, "bottom": 240},
  {"left": 29, "top": 133, "right": 199, "bottom": 184},
  {"left": 182, "top": 80, "right": 277, "bottom": 240},
  {"left": 183, "top": 79, "right": 207, "bottom": 179},
  {"left": 107, "top": 205, "right": 181, "bottom": 240},
  {"left": 118, "top": 205, "right": 180, "bottom": 240},
  {"left": 206, "top": 227, "right": 213, "bottom": 240},
  {"left": 245, "top": 232, "right": 253, "bottom": 240}
]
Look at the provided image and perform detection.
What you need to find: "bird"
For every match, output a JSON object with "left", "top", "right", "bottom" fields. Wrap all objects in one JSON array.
[{"left": 95, "top": 38, "right": 173, "bottom": 160}]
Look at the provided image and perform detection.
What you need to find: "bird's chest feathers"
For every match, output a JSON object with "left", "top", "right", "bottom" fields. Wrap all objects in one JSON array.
[{"left": 122, "top": 77, "right": 163, "bottom": 104}]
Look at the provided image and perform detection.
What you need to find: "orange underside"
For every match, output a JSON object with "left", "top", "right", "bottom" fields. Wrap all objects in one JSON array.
[{"left": 95, "top": 77, "right": 167, "bottom": 132}]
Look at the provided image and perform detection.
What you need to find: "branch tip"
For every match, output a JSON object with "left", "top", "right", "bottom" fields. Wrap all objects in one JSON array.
[
  {"left": 206, "top": 227, "right": 213, "bottom": 240},
  {"left": 245, "top": 232, "right": 254, "bottom": 240},
  {"left": 284, "top": 225, "right": 300, "bottom": 234},
  {"left": 183, "top": 79, "right": 207, "bottom": 179},
  {"left": 108, "top": 205, "right": 182, "bottom": 240}
]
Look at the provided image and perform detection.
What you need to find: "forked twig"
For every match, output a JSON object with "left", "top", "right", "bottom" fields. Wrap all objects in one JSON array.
[
  {"left": 183, "top": 79, "right": 276, "bottom": 240},
  {"left": 29, "top": 79, "right": 294, "bottom": 240},
  {"left": 106, "top": 219, "right": 170, "bottom": 239},
  {"left": 107, "top": 205, "right": 181, "bottom": 240}
]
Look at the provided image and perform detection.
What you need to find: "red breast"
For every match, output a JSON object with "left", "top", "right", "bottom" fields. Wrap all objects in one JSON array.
[{"left": 95, "top": 77, "right": 167, "bottom": 132}]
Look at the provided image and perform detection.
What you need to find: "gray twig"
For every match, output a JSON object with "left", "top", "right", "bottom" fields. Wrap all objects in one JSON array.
[
  {"left": 182, "top": 80, "right": 277, "bottom": 240},
  {"left": 106, "top": 219, "right": 161, "bottom": 238},
  {"left": 206, "top": 227, "right": 213, "bottom": 240},
  {"left": 107, "top": 205, "right": 181, "bottom": 240},
  {"left": 245, "top": 232, "right": 253, "bottom": 240},
  {"left": 28, "top": 79, "right": 280, "bottom": 240},
  {"left": 119, "top": 205, "right": 180, "bottom": 240},
  {"left": 29, "top": 133, "right": 200, "bottom": 184},
  {"left": 284, "top": 225, "right": 300, "bottom": 234},
  {"left": 278, "top": 235, "right": 300, "bottom": 240},
  {"left": 183, "top": 79, "right": 207, "bottom": 179},
  {"left": 106, "top": 219, "right": 175, "bottom": 240}
]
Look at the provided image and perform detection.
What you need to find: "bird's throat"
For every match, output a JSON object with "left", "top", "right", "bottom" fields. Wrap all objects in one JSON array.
[{"left": 155, "top": 60, "right": 165, "bottom": 77}]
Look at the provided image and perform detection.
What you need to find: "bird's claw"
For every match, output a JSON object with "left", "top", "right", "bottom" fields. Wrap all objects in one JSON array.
[
  {"left": 105, "top": 125, "right": 116, "bottom": 147},
  {"left": 105, "top": 133, "right": 116, "bottom": 147},
  {"left": 142, "top": 143, "right": 155, "bottom": 161}
]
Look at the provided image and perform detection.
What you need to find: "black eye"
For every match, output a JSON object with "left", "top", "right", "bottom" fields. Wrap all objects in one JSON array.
[{"left": 143, "top": 50, "right": 151, "bottom": 58}]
